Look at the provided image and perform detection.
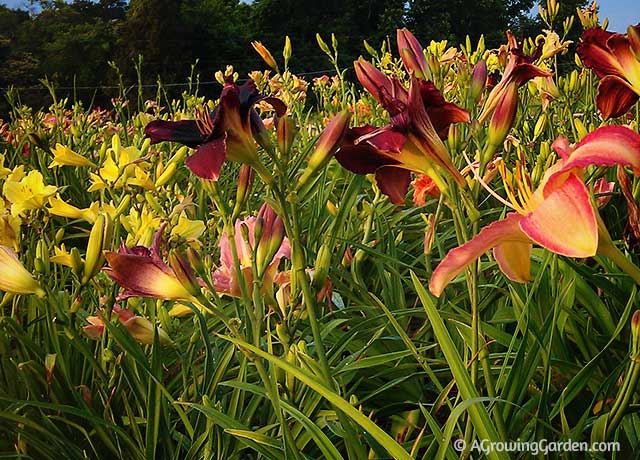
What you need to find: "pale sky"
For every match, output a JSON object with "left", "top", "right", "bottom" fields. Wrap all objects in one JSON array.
[{"left": 0, "top": 0, "right": 638, "bottom": 32}]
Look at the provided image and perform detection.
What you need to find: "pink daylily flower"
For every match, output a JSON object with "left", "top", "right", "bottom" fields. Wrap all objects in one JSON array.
[
  {"left": 430, "top": 126, "right": 640, "bottom": 296},
  {"left": 213, "top": 203, "right": 290, "bottom": 297}
]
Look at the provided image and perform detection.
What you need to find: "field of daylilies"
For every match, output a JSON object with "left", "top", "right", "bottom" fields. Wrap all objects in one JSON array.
[{"left": 3, "top": 1, "right": 640, "bottom": 458}]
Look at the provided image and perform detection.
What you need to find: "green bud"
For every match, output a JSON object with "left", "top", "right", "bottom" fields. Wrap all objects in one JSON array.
[{"left": 82, "top": 213, "right": 106, "bottom": 285}]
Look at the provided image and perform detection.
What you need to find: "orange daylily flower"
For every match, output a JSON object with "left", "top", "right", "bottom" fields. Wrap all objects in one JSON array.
[{"left": 430, "top": 126, "right": 640, "bottom": 296}]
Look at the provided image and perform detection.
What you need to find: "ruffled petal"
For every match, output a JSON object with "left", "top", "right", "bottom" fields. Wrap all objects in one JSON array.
[
  {"left": 429, "top": 213, "right": 530, "bottom": 296},
  {"left": 577, "top": 28, "right": 623, "bottom": 79},
  {"left": 520, "top": 174, "right": 597, "bottom": 257}
]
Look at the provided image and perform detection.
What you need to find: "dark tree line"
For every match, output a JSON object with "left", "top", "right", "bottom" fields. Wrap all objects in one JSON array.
[{"left": 0, "top": 0, "right": 585, "bottom": 112}]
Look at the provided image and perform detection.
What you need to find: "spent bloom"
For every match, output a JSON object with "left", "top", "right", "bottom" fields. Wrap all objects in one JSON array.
[{"left": 83, "top": 305, "right": 171, "bottom": 346}]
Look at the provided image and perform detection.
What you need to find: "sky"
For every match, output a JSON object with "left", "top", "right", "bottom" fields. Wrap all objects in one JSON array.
[{"left": 0, "top": 0, "right": 639, "bottom": 32}]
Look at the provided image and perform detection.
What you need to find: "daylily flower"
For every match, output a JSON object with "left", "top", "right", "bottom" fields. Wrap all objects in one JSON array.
[
  {"left": 213, "top": 203, "right": 290, "bottom": 298},
  {"left": 412, "top": 174, "right": 440, "bottom": 206},
  {"left": 145, "top": 78, "right": 286, "bottom": 182},
  {"left": 335, "top": 59, "right": 469, "bottom": 204},
  {"left": 478, "top": 31, "right": 551, "bottom": 124},
  {"left": 0, "top": 197, "right": 20, "bottom": 251},
  {"left": 430, "top": 126, "right": 640, "bottom": 297},
  {"left": 2, "top": 167, "right": 57, "bottom": 216},
  {"left": 170, "top": 212, "right": 206, "bottom": 242},
  {"left": 104, "top": 225, "right": 196, "bottom": 302},
  {"left": 0, "top": 245, "right": 45, "bottom": 297},
  {"left": 49, "top": 144, "right": 97, "bottom": 168},
  {"left": 48, "top": 196, "right": 100, "bottom": 223},
  {"left": 577, "top": 25, "right": 640, "bottom": 119},
  {"left": 83, "top": 305, "right": 171, "bottom": 346}
]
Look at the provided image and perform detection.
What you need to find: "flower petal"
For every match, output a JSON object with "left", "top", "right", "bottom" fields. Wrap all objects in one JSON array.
[
  {"left": 103, "top": 252, "right": 191, "bottom": 301},
  {"left": 596, "top": 75, "right": 639, "bottom": 119},
  {"left": 354, "top": 59, "right": 408, "bottom": 115},
  {"left": 145, "top": 120, "right": 203, "bottom": 148},
  {"left": 577, "top": 28, "right": 623, "bottom": 79},
  {"left": 493, "top": 242, "right": 532, "bottom": 283},
  {"left": 185, "top": 136, "right": 227, "bottom": 180},
  {"left": 429, "top": 213, "right": 530, "bottom": 296},
  {"left": 374, "top": 167, "right": 412, "bottom": 205},
  {"left": 407, "top": 78, "right": 465, "bottom": 185},
  {"left": 335, "top": 127, "right": 398, "bottom": 174},
  {"left": 520, "top": 174, "right": 597, "bottom": 257},
  {"left": 556, "top": 126, "right": 640, "bottom": 176}
]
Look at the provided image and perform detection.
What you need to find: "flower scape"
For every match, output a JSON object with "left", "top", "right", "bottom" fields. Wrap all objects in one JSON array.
[{"left": 4, "top": 3, "right": 640, "bottom": 459}]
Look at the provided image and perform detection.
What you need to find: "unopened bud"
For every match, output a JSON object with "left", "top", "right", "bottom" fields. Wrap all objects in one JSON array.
[
  {"left": 252, "top": 41, "right": 279, "bottom": 71},
  {"left": 277, "top": 116, "right": 297, "bottom": 156},
  {"left": 487, "top": 84, "right": 518, "bottom": 148},
  {"left": 312, "top": 243, "right": 331, "bottom": 290},
  {"left": 82, "top": 213, "right": 107, "bottom": 285},
  {"left": 469, "top": 60, "right": 487, "bottom": 103},
  {"left": 232, "top": 164, "right": 255, "bottom": 220},
  {"left": 155, "top": 162, "right": 176, "bottom": 188},
  {"left": 297, "top": 111, "right": 350, "bottom": 189}
]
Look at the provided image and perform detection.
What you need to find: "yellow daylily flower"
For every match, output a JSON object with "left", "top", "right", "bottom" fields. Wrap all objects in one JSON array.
[
  {"left": 120, "top": 205, "right": 161, "bottom": 247},
  {"left": 50, "top": 244, "right": 75, "bottom": 268},
  {"left": 171, "top": 212, "right": 205, "bottom": 241},
  {"left": 0, "top": 154, "right": 11, "bottom": 179},
  {"left": 49, "top": 144, "right": 97, "bottom": 168},
  {"left": 0, "top": 197, "right": 20, "bottom": 251},
  {"left": 87, "top": 136, "right": 151, "bottom": 191},
  {"left": 48, "top": 196, "right": 100, "bottom": 223},
  {"left": 0, "top": 245, "right": 45, "bottom": 296},
  {"left": 2, "top": 167, "right": 57, "bottom": 216}
]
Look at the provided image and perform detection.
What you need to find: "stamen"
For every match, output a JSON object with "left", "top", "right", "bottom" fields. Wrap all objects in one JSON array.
[
  {"left": 462, "top": 151, "right": 517, "bottom": 211},
  {"left": 195, "top": 107, "right": 215, "bottom": 138}
]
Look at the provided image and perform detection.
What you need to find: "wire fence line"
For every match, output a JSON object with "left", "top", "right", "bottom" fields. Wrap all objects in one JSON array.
[{"left": 0, "top": 68, "right": 348, "bottom": 93}]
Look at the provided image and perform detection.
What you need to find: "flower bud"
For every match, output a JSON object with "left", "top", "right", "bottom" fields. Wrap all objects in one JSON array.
[
  {"left": 252, "top": 41, "right": 279, "bottom": 71},
  {"left": 82, "top": 213, "right": 107, "bottom": 285},
  {"left": 487, "top": 84, "right": 518, "bottom": 148},
  {"left": 277, "top": 116, "right": 297, "bottom": 157},
  {"left": 232, "top": 165, "right": 254, "bottom": 220},
  {"left": 297, "top": 111, "right": 350, "bottom": 189},
  {"left": 155, "top": 162, "right": 176, "bottom": 188},
  {"left": 312, "top": 243, "right": 331, "bottom": 290},
  {"left": 469, "top": 60, "right": 487, "bottom": 104},
  {"left": 397, "top": 28, "right": 432, "bottom": 80},
  {"left": 283, "top": 36, "right": 292, "bottom": 66},
  {"left": 35, "top": 239, "right": 50, "bottom": 275}
]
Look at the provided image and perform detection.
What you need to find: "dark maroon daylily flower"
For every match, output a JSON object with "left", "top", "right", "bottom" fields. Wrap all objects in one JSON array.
[
  {"left": 335, "top": 58, "right": 469, "bottom": 204},
  {"left": 577, "top": 25, "right": 640, "bottom": 119},
  {"left": 145, "top": 78, "right": 286, "bottom": 181}
]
